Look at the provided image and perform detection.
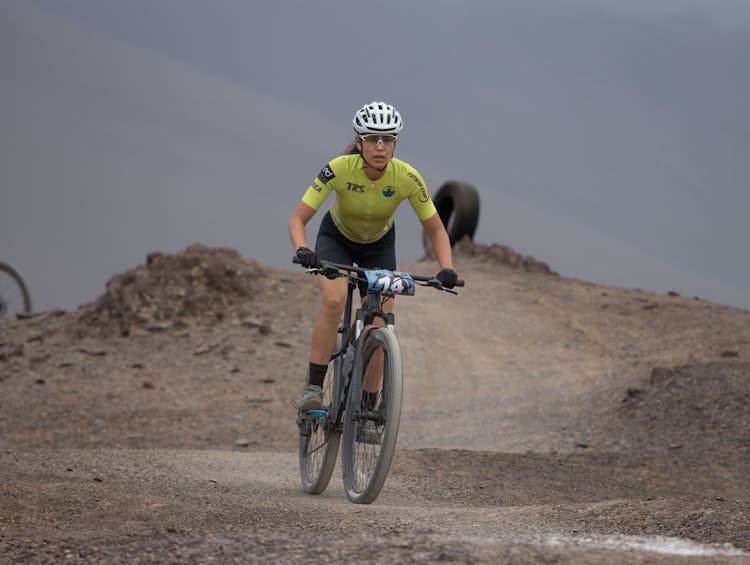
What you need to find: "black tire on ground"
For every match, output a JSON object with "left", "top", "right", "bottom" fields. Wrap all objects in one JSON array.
[{"left": 423, "top": 181, "right": 480, "bottom": 256}]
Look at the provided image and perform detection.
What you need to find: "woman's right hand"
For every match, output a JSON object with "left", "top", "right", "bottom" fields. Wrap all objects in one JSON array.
[{"left": 296, "top": 247, "right": 319, "bottom": 268}]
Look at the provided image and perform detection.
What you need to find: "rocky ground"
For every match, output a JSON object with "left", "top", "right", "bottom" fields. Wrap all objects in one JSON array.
[{"left": 1, "top": 241, "right": 749, "bottom": 563}]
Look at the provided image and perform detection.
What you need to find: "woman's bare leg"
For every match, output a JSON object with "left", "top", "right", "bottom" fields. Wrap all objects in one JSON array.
[
  {"left": 363, "top": 297, "right": 394, "bottom": 394},
  {"left": 309, "top": 276, "right": 348, "bottom": 367}
]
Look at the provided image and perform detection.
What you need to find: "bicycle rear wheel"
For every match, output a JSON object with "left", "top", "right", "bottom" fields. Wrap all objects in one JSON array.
[
  {"left": 0, "top": 262, "right": 32, "bottom": 318},
  {"left": 342, "top": 326, "right": 403, "bottom": 504},
  {"left": 298, "top": 335, "right": 343, "bottom": 494}
]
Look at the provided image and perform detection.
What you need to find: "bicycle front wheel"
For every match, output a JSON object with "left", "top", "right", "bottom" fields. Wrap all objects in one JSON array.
[
  {"left": 0, "top": 262, "right": 32, "bottom": 318},
  {"left": 298, "top": 335, "right": 343, "bottom": 494},
  {"left": 342, "top": 326, "right": 403, "bottom": 504}
]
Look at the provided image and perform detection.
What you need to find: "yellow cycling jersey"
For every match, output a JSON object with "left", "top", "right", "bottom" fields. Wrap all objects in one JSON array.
[{"left": 301, "top": 154, "right": 437, "bottom": 244}]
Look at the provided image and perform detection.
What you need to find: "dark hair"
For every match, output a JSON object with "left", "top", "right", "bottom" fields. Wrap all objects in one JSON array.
[{"left": 344, "top": 141, "right": 360, "bottom": 155}]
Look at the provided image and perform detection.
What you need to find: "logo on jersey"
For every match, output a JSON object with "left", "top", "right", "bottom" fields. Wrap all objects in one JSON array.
[
  {"left": 407, "top": 172, "right": 430, "bottom": 202},
  {"left": 347, "top": 182, "right": 365, "bottom": 193},
  {"left": 309, "top": 181, "right": 322, "bottom": 192},
  {"left": 382, "top": 186, "right": 395, "bottom": 197},
  {"left": 317, "top": 164, "right": 335, "bottom": 184}
]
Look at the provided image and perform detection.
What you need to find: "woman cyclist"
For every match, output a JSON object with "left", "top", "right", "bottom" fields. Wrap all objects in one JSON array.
[{"left": 289, "top": 101, "right": 458, "bottom": 411}]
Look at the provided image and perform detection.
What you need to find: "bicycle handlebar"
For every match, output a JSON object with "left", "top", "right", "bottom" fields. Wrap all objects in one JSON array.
[{"left": 292, "top": 257, "right": 465, "bottom": 289}]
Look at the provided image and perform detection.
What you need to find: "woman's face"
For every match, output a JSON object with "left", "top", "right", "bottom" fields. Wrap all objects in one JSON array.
[{"left": 356, "top": 134, "right": 397, "bottom": 170}]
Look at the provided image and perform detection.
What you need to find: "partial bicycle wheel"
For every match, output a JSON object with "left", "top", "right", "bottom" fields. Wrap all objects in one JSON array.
[
  {"left": 0, "top": 261, "right": 32, "bottom": 319},
  {"left": 298, "top": 333, "right": 343, "bottom": 494},
  {"left": 342, "top": 326, "right": 403, "bottom": 504}
]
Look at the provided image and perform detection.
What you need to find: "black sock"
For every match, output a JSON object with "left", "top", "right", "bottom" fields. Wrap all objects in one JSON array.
[
  {"left": 363, "top": 391, "right": 379, "bottom": 411},
  {"left": 308, "top": 362, "right": 328, "bottom": 387}
]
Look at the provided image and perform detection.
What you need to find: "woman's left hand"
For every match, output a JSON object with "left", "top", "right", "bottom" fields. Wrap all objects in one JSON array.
[{"left": 436, "top": 268, "right": 458, "bottom": 289}]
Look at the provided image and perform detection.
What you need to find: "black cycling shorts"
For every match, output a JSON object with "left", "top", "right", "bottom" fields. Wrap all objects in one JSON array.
[{"left": 315, "top": 211, "right": 396, "bottom": 297}]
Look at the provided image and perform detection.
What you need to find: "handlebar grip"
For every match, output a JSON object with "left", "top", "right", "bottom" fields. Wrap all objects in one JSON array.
[
  {"left": 292, "top": 256, "right": 301, "bottom": 264},
  {"left": 455, "top": 279, "right": 465, "bottom": 287}
]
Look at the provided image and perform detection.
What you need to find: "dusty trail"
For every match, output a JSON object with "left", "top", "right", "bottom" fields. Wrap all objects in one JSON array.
[
  {"left": 3, "top": 448, "right": 748, "bottom": 563},
  {"left": 1, "top": 243, "right": 749, "bottom": 562}
]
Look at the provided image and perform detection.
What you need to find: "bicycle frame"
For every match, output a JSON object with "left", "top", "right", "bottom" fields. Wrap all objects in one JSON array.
[
  {"left": 326, "top": 268, "right": 395, "bottom": 435},
  {"left": 300, "top": 258, "right": 463, "bottom": 433}
]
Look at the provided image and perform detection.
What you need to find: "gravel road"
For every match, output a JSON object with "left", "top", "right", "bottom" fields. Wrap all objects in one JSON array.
[{"left": 2, "top": 243, "right": 749, "bottom": 563}]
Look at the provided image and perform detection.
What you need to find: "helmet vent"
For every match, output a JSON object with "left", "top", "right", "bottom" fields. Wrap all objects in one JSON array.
[{"left": 352, "top": 101, "right": 403, "bottom": 135}]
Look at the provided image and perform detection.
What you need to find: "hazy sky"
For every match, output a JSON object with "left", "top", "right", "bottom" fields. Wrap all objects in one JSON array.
[{"left": 3, "top": 0, "right": 749, "bottom": 312}]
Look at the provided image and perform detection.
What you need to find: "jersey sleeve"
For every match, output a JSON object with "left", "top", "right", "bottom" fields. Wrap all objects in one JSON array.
[
  {"left": 405, "top": 166, "right": 437, "bottom": 221},
  {"left": 301, "top": 162, "right": 336, "bottom": 210}
]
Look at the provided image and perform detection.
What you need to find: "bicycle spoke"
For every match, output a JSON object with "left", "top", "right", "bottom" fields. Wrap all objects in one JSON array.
[{"left": 351, "top": 382, "right": 388, "bottom": 489}]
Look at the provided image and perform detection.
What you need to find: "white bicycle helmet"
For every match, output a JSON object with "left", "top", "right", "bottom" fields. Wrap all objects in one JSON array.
[{"left": 352, "top": 101, "right": 404, "bottom": 136}]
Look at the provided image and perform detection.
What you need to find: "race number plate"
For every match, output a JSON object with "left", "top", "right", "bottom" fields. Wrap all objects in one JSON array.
[{"left": 364, "top": 270, "right": 416, "bottom": 296}]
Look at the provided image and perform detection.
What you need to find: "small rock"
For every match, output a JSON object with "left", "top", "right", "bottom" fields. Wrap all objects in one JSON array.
[
  {"left": 194, "top": 343, "right": 217, "bottom": 355},
  {"left": 622, "top": 387, "right": 644, "bottom": 402},
  {"left": 78, "top": 348, "right": 106, "bottom": 357},
  {"left": 242, "top": 320, "right": 271, "bottom": 334}
]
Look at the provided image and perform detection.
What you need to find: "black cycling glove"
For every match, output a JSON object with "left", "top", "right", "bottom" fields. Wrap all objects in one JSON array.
[
  {"left": 296, "top": 247, "right": 318, "bottom": 268},
  {"left": 436, "top": 268, "right": 458, "bottom": 289}
]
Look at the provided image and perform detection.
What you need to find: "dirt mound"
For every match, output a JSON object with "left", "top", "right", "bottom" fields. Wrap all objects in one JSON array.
[
  {"left": 3, "top": 242, "right": 750, "bottom": 561},
  {"left": 74, "top": 244, "right": 271, "bottom": 337},
  {"left": 586, "top": 361, "right": 750, "bottom": 459},
  {"left": 450, "top": 236, "right": 556, "bottom": 274}
]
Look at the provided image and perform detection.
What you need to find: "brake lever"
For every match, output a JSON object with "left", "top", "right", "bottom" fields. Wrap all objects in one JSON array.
[{"left": 421, "top": 279, "right": 458, "bottom": 295}]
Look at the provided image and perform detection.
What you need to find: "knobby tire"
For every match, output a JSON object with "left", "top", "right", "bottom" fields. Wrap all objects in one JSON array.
[{"left": 341, "top": 326, "right": 403, "bottom": 504}]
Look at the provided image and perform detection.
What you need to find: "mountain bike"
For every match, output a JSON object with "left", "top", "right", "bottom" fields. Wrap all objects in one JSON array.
[
  {"left": 293, "top": 258, "right": 463, "bottom": 504},
  {"left": 0, "top": 261, "right": 32, "bottom": 319}
]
